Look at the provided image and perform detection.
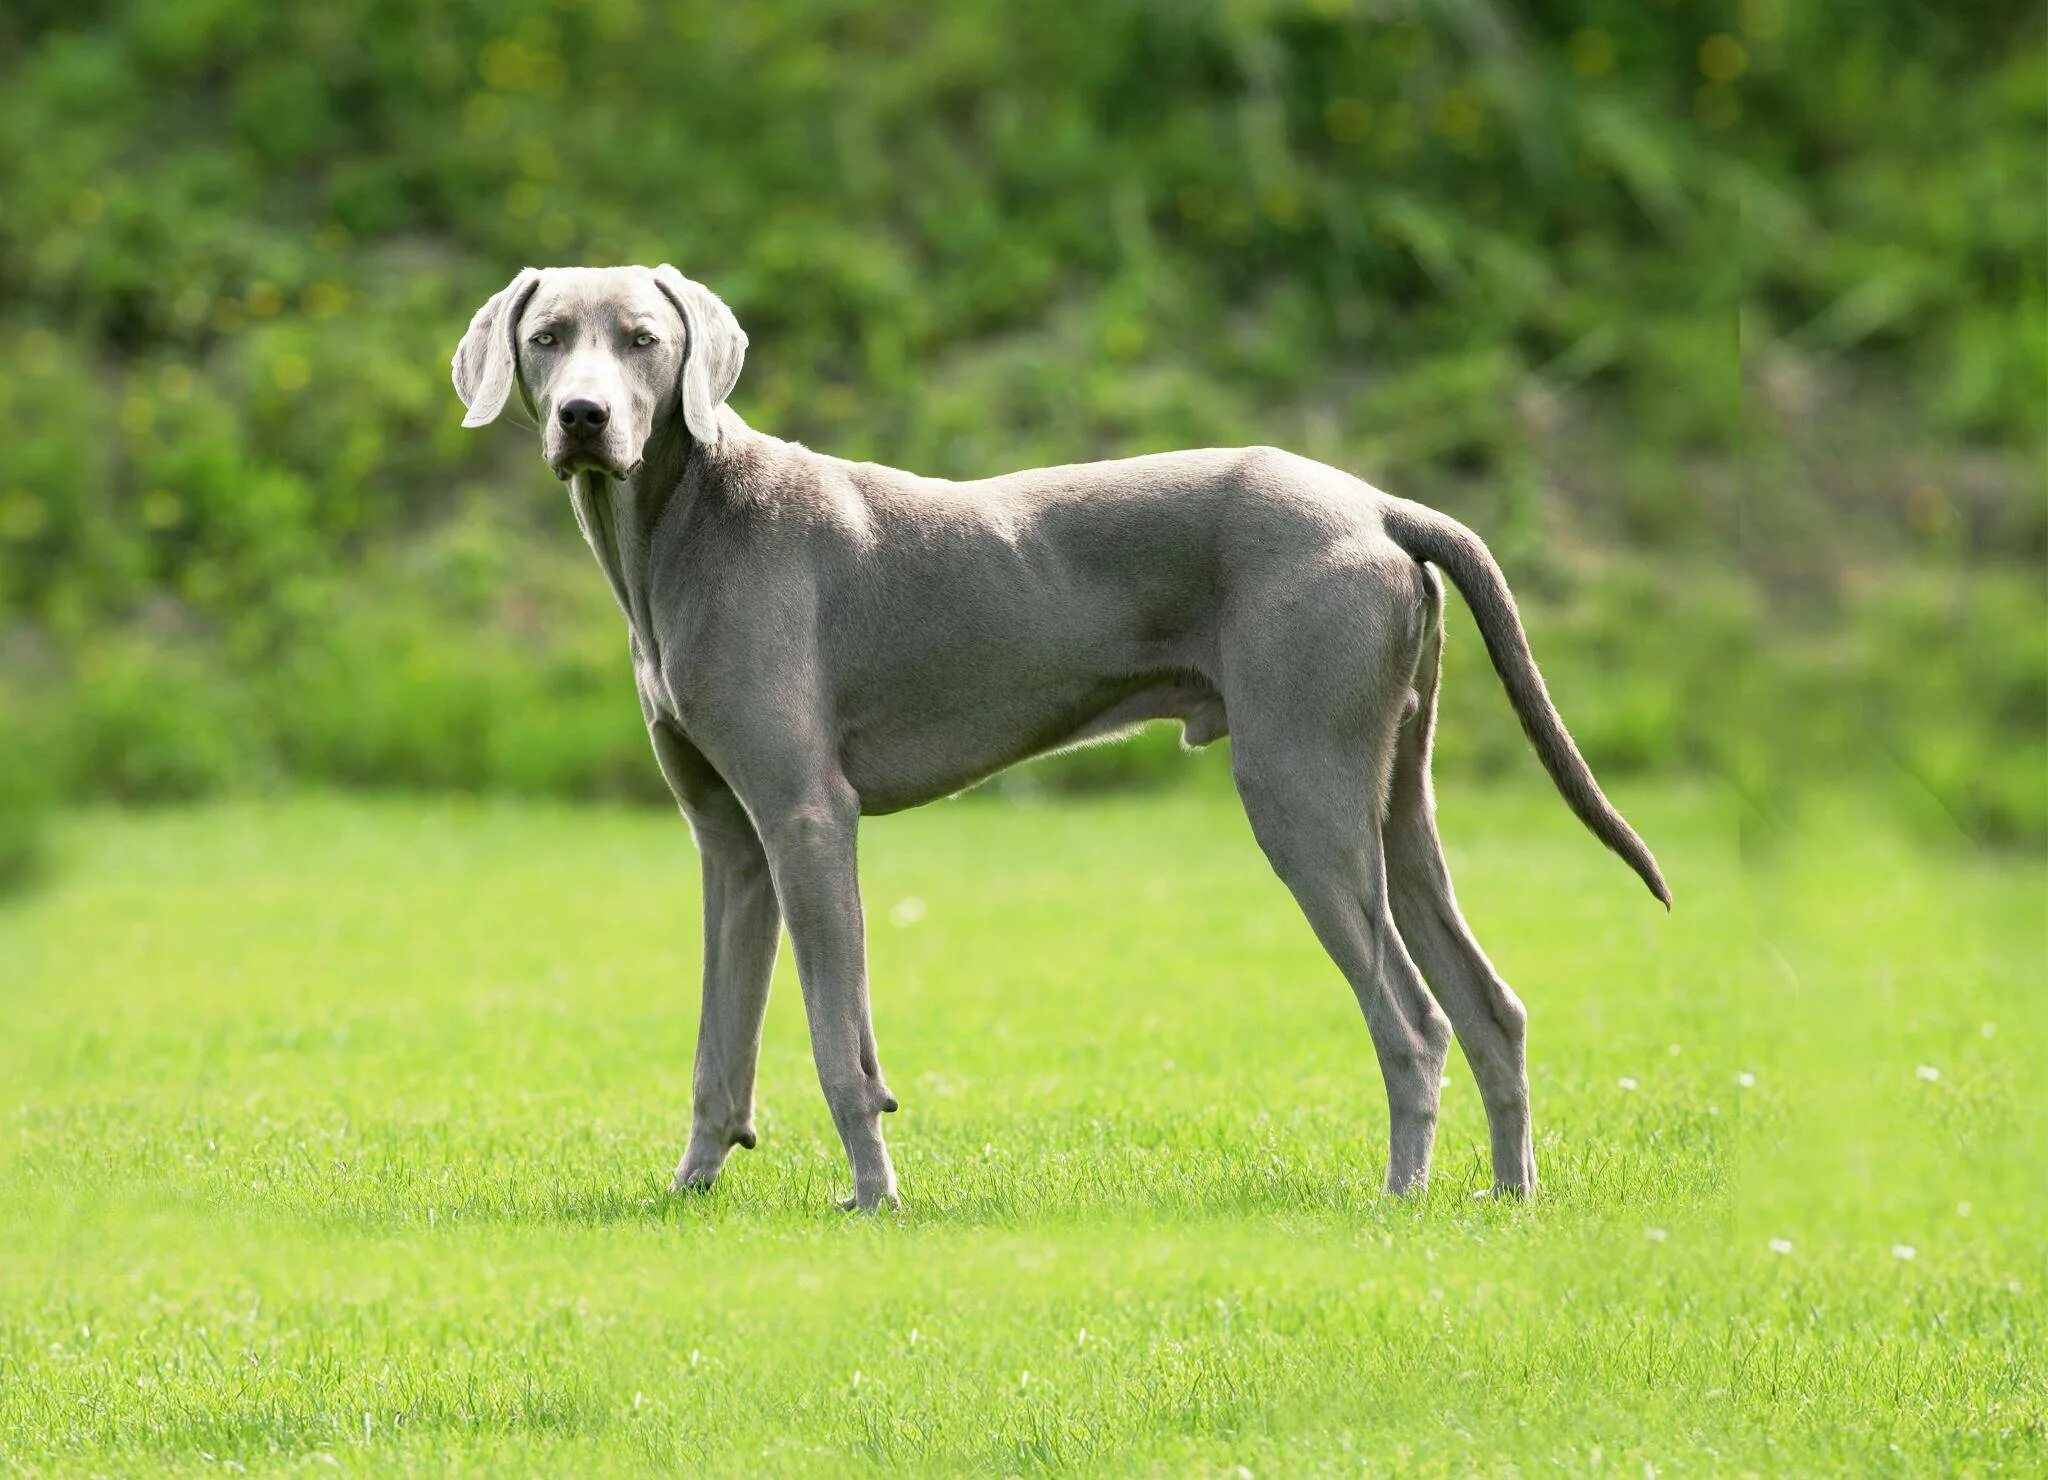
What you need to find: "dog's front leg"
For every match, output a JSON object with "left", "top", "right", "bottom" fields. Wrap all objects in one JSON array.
[
  {"left": 754, "top": 779, "right": 900, "bottom": 1211},
  {"left": 648, "top": 724, "right": 781, "bottom": 1193},
  {"left": 671, "top": 825, "right": 779, "bottom": 1191}
]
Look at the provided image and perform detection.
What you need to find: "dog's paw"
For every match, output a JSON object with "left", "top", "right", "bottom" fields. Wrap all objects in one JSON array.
[
  {"left": 671, "top": 1164, "right": 720, "bottom": 1194},
  {"left": 837, "top": 1182, "right": 901, "bottom": 1214},
  {"left": 671, "top": 1142, "right": 740, "bottom": 1192},
  {"left": 669, "top": 1121, "right": 758, "bottom": 1194},
  {"left": 1469, "top": 1180, "right": 1537, "bottom": 1203}
]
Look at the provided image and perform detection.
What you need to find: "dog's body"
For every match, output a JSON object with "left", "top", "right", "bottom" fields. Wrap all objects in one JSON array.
[{"left": 454, "top": 265, "right": 1667, "bottom": 1210}]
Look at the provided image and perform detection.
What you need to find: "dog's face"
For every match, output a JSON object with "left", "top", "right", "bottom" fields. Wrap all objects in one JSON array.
[{"left": 452, "top": 264, "right": 747, "bottom": 478}]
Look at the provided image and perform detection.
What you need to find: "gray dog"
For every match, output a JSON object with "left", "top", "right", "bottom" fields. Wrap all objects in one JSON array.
[{"left": 452, "top": 264, "right": 1668, "bottom": 1210}]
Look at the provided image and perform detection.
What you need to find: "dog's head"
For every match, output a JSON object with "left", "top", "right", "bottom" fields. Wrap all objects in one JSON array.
[{"left": 451, "top": 265, "right": 746, "bottom": 478}]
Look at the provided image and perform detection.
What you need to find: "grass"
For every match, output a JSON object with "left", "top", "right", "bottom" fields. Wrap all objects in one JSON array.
[{"left": 1, "top": 780, "right": 2041, "bottom": 1474}]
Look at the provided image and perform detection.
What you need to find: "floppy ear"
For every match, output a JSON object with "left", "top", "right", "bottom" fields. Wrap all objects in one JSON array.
[
  {"left": 451, "top": 268, "right": 543, "bottom": 428},
  {"left": 652, "top": 264, "right": 747, "bottom": 445}
]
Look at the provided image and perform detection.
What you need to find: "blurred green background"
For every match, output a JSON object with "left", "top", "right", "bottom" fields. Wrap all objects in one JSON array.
[{"left": 0, "top": 0, "right": 2042, "bottom": 883}]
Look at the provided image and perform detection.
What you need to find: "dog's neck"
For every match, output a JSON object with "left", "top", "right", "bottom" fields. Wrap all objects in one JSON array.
[
  {"left": 567, "top": 469, "right": 640, "bottom": 634},
  {"left": 566, "top": 411, "right": 735, "bottom": 670}
]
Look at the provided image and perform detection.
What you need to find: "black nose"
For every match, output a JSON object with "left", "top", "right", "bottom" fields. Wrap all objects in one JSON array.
[{"left": 558, "top": 399, "right": 609, "bottom": 431}]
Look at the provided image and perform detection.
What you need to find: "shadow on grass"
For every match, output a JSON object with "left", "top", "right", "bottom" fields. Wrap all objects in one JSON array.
[
  {"left": 255, "top": 1135, "right": 1713, "bottom": 1239},
  {"left": 7, "top": 1103, "right": 1724, "bottom": 1238}
]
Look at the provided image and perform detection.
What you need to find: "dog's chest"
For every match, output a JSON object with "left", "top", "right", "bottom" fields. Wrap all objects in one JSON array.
[{"left": 630, "top": 640, "right": 669, "bottom": 718}]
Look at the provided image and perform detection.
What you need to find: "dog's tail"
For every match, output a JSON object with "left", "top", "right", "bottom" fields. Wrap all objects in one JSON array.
[{"left": 1381, "top": 498, "right": 1671, "bottom": 909}]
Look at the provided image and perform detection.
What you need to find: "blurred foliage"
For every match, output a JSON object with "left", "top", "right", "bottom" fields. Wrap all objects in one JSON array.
[
  {"left": 0, "top": 0, "right": 2041, "bottom": 864},
  {"left": 0, "top": 715, "right": 52, "bottom": 890}
]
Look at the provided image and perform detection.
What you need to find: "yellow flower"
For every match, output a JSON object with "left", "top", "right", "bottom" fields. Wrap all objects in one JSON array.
[
  {"left": 1434, "top": 87, "right": 1484, "bottom": 146},
  {"left": 1262, "top": 186, "right": 1303, "bottom": 228},
  {"left": 480, "top": 39, "right": 530, "bottom": 93},
  {"left": 141, "top": 489, "right": 184, "bottom": 530},
  {"left": 1102, "top": 321, "right": 1146, "bottom": 359},
  {"left": 0, "top": 490, "right": 47, "bottom": 541},
  {"left": 304, "top": 282, "right": 350, "bottom": 319},
  {"left": 463, "top": 93, "right": 510, "bottom": 141},
  {"left": 517, "top": 137, "right": 558, "bottom": 182},
  {"left": 1324, "top": 97, "right": 1372, "bottom": 146},
  {"left": 1739, "top": 0, "right": 1785, "bottom": 41},
  {"left": 1569, "top": 28, "right": 1615, "bottom": 78},
  {"left": 1699, "top": 34, "right": 1748, "bottom": 84}
]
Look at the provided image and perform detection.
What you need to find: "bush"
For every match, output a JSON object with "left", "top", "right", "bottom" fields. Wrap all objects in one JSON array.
[
  {"left": 59, "top": 634, "right": 266, "bottom": 803},
  {"left": 0, "top": 2, "right": 2038, "bottom": 838},
  {"left": 0, "top": 718, "right": 53, "bottom": 894}
]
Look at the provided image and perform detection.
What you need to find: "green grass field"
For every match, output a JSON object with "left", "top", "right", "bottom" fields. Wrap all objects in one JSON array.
[{"left": 2, "top": 782, "right": 2041, "bottom": 1474}]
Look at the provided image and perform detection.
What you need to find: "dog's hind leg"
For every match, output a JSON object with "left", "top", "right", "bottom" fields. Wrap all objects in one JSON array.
[
  {"left": 1382, "top": 576, "right": 1538, "bottom": 1195},
  {"left": 1230, "top": 716, "right": 1453, "bottom": 1195}
]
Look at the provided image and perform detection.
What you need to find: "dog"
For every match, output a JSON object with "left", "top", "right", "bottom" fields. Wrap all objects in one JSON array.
[{"left": 452, "top": 264, "right": 1668, "bottom": 1210}]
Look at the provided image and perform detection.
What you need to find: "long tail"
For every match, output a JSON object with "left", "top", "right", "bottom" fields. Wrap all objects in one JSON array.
[{"left": 1381, "top": 498, "right": 1671, "bottom": 908}]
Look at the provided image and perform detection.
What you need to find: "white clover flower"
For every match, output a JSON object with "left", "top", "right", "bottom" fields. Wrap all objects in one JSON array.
[
  {"left": 1618, "top": 1076, "right": 1639, "bottom": 1091},
  {"left": 1735, "top": 1071, "right": 1756, "bottom": 1088},
  {"left": 1915, "top": 1064, "right": 1941, "bottom": 1082},
  {"left": 1646, "top": 1227, "right": 1669, "bottom": 1243},
  {"left": 889, "top": 896, "right": 927, "bottom": 927},
  {"left": 1891, "top": 1245, "right": 1917, "bottom": 1261},
  {"left": 1769, "top": 1237, "right": 1794, "bottom": 1255}
]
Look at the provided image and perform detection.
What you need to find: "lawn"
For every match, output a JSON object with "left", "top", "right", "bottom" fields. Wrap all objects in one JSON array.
[{"left": 1, "top": 781, "right": 2040, "bottom": 1474}]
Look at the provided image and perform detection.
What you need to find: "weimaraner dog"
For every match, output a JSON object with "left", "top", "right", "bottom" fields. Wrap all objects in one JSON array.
[{"left": 453, "top": 264, "right": 1668, "bottom": 1210}]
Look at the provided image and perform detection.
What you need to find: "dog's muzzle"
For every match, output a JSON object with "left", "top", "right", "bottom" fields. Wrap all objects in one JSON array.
[
  {"left": 546, "top": 432, "right": 637, "bottom": 481},
  {"left": 546, "top": 396, "right": 636, "bottom": 478},
  {"left": 549, "top": 448, "right": 634, "bottom": 480}
]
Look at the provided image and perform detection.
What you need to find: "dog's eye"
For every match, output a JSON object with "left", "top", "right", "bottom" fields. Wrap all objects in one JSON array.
[
  {"left": 633, "top": 332, "right": 658, "bottom": 347},
  {"left": 529, "top": 332, "right": 555, "bottom": 346}
]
